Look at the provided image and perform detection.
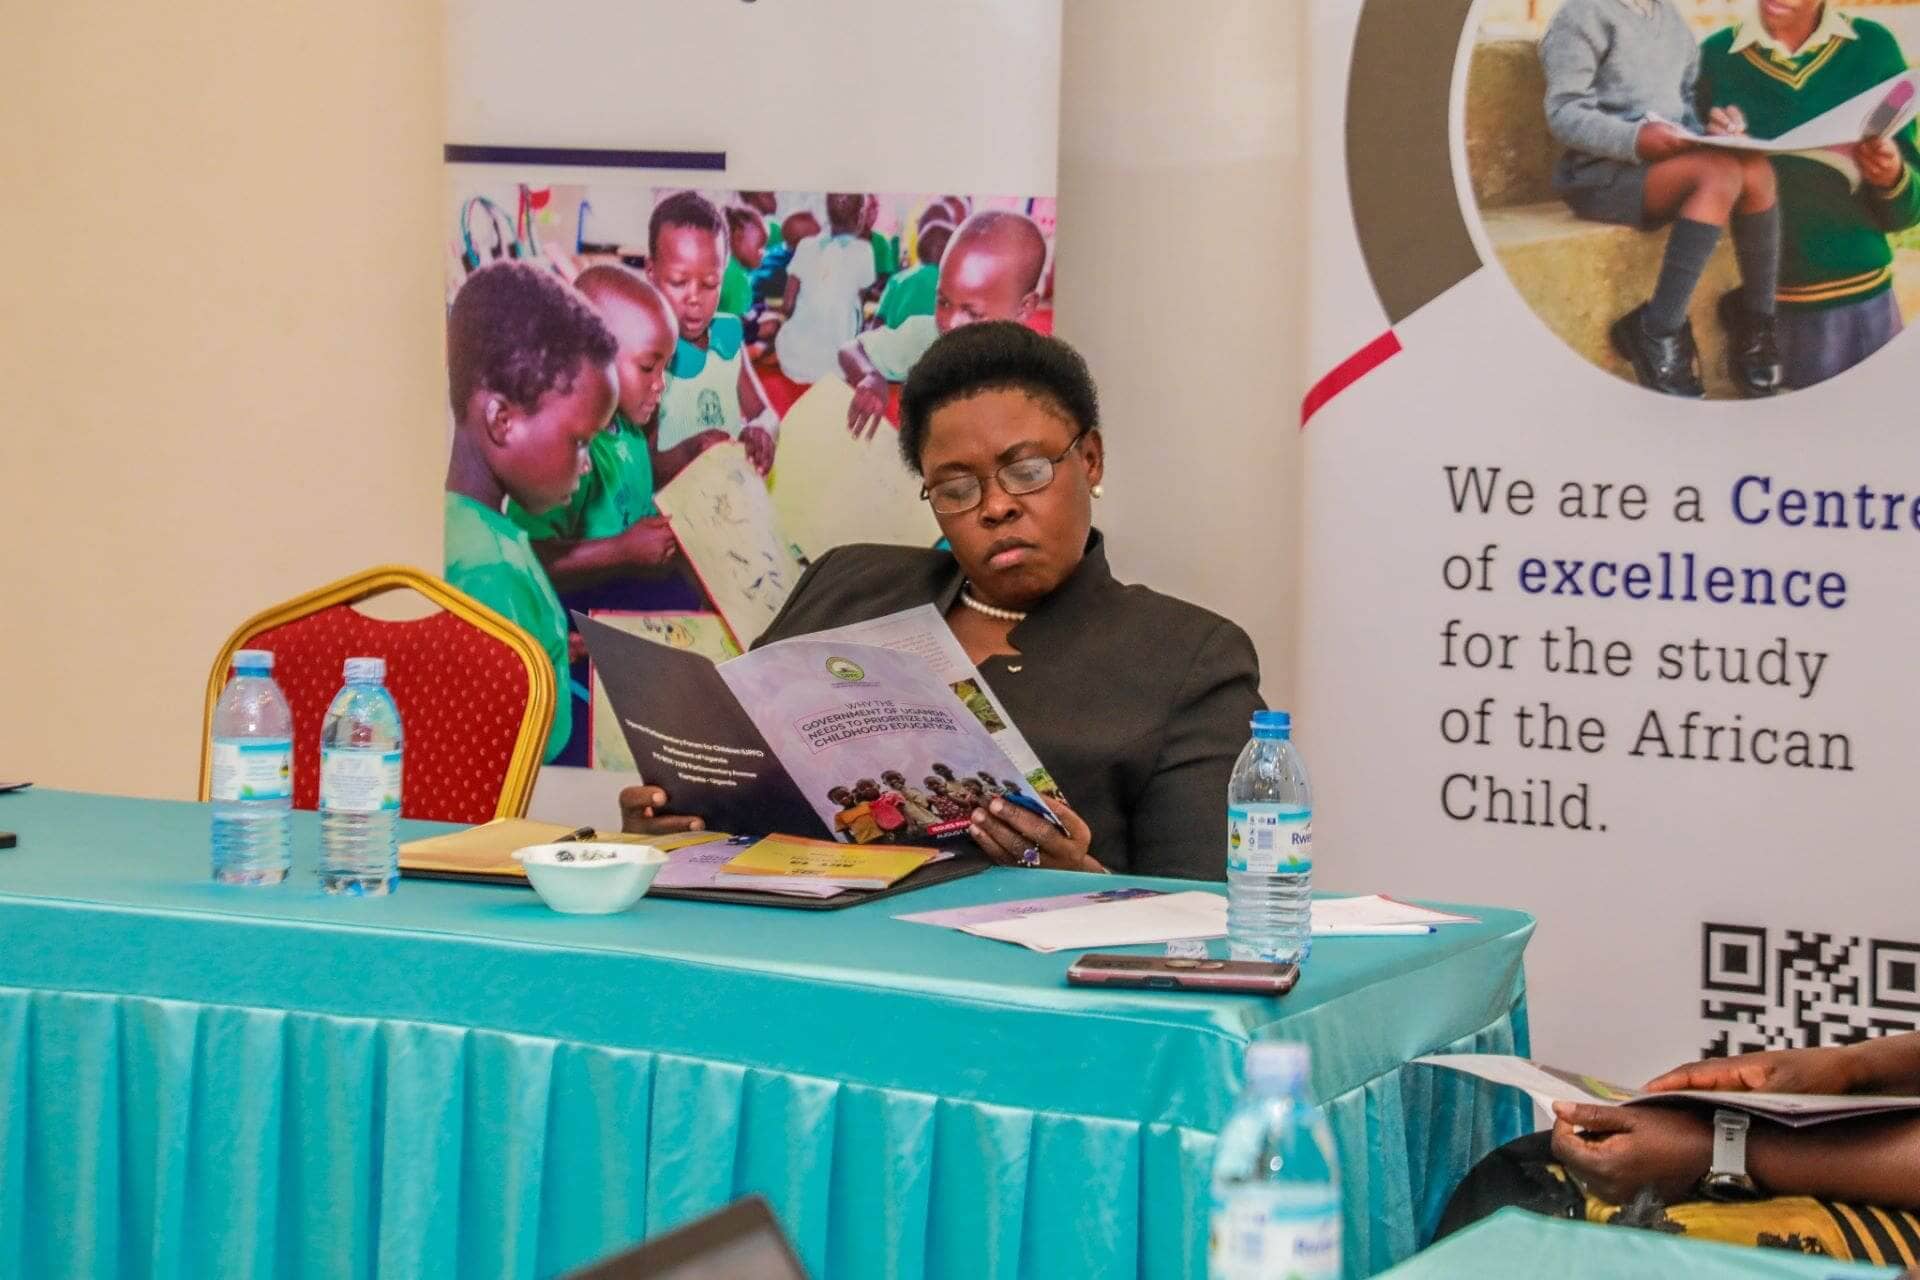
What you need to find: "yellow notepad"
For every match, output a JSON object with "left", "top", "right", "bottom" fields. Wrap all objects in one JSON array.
[
  {"left": 718, "top": 836, "right": 937, "bottom": 889},
  {"left": 399, "top": 818, "right": 726, "bottom": 880}
]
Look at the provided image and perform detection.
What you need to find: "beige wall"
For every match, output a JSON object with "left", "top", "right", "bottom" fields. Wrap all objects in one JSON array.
[
  {"left": 0, "top": 2, "right": 447, "bottom": 797},
  {"left": 1056, "top": 0, "right": 1306, "bottom": 714},
  {"left": 2, "top": 0, "right": 1306, "bottom": 803}
]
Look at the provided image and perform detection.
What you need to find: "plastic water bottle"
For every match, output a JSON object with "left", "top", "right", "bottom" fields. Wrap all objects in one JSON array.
[
  {"left": 1209, "top": 1042, "right": 1341, "bottom": 1279},
  {"left": 319, "top": 657, "right": 404, "bottom": 895},
  {"left": 1227, "top": 710, "right": 1314, "bottom": 964},
  {"left": 209, "top": 649, "right": 294, "bottom": 884}
]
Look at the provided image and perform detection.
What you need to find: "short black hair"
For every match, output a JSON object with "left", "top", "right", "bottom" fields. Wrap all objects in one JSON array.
[
  {"left": 649, "top": 190, "right": 725, "bottom": 257},
  {"left": 724, "top": 204, "right": 766, "bottom": 240},
  {"left": 446, "top": 261, "right": 616, "bottom": 416},
  {"left": 897, "top": 322, "right": 1099, "bottom": 473}
]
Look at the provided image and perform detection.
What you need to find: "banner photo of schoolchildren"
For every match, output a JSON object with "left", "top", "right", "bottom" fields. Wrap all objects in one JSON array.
[
  {"left": 441, "top": 178, "right": 1059, "bottom": 768},
  {"left": 1464, "top": 0, "right": 1920, "bottom": 400}
]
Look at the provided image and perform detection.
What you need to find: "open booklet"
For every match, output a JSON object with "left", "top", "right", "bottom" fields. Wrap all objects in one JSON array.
[
  {"left": 1417, "top": 1053, "right": 1920, "bottom": 1129},
  {"left": 578, "top": 613, "right": 1062, "bottom": 846},
  {"left": 1655, "top": 69, "right": 1920, "bottom": 189}
]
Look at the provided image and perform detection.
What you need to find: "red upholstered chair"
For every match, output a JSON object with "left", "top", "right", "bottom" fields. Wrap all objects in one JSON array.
[{"left": 198, "top": 565, "right": 555, "bottom": 824}]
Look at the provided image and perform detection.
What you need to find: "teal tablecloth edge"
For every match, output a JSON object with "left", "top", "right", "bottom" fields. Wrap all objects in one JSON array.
[
  {"left": 1379, "top": 1209, "right": 1905, "bottom": 1279},
  {"left": 0, "top": 790, "right": 1536, "bottom": 1135},
  {"left": 0, "top": 790, "right": 1541, "bottom": 1279}
]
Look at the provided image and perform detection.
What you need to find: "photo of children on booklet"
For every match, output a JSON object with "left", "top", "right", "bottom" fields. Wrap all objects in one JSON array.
[{"left": 825, "top": 767, "right": 1028, "bottom": 844}]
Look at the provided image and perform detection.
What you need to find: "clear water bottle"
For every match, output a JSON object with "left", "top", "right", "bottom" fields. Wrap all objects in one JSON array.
[
  {"left": 319, "top": 656, "right": 404, "bottom": 895},
  {"left": 209, "top": 649, "right": 294, "bottom": 884},
  {"left": 1209, "top": 1042, "right": 1341, "bottom": 1279},
  {"left": 1227, "top": 710, "right": 1314, "bottom": 964}
]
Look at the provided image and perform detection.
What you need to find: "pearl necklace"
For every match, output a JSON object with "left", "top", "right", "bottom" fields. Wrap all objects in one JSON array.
[{"left": 959, "top": 585, "right": 1028, "bottom": 623}]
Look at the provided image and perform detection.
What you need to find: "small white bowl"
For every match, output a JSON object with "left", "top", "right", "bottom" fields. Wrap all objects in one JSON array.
[{"left": 511, "top": 842, "right": 668, "bottom": 915}]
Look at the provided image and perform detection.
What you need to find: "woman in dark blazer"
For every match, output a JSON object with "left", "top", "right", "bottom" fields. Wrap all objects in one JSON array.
[{"left": 625, "top": 322, "right": 1264, "bottom": 879}]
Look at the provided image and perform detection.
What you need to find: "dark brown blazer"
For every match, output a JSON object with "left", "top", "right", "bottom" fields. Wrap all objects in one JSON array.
[{"left": 757, "top": 532, "right": 1265, "bottom": 879}]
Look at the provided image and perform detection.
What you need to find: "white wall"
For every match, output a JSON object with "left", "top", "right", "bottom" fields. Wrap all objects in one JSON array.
[
  {"left": 0, "top": 2, "right": 447, "bottom": 798},
  {"left": 1056, "top": 0, "right": 1307, "bottom": 714}
]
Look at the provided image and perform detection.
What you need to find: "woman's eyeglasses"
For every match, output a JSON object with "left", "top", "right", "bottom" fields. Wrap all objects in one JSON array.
[{"left": 920, "top": 430, "right": 1090, "bottom": 515}]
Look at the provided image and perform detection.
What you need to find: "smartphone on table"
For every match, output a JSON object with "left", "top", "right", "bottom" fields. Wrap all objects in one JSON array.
[{"left": 1066, "top": 953, "right": 1299, "bottom": 995}]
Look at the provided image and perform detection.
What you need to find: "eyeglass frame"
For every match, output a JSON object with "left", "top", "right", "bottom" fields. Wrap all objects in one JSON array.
[{"left": 918, "top": 427, "right": 1093, "bottom": 515}]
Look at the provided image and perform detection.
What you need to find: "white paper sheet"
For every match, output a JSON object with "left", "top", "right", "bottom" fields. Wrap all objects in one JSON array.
[
  {"left": 1311, "top": 894, "right": 1480, "bottom": 936},
  {"left": 960, "top": 890, "right": 1228, "bottom": 952},
  {"left": 653, "top": 442, "right": 805, "bottom": 648}
]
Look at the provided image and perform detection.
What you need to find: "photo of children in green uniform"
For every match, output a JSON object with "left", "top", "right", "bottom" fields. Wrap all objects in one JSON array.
[
  {"left": 1465, "top": 0, "right": 1920, "bottom": 399},
  {"left": 444, "top": 180, "right": 1058, "bottom": 766}
]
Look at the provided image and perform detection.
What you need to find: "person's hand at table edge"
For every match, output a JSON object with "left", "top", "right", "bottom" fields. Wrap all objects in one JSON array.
[
  {"left": 619, "top": 785, "right": 705, "bottom": 836},
  {"left": 969, "top": 794, "right": 1104, "bottom": 872}
]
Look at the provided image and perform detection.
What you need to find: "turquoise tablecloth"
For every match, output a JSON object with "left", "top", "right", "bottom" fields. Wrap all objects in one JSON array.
[
  {"left": 1380, "top": 1209, "right": 1904, "bottom": 1278},
  {"left": 0, "top": 790, "right": 1534, "bottom": 1279}
]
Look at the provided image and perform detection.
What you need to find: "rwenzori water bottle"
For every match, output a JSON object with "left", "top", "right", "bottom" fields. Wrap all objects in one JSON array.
[
  {"left": 209, "top": 648, "right": 294, "bottom": 884},
  {"left": 1209, "top": 1042, "right": 1341, "bottom": 1279},
  {"left": 319, "top": 656, "right": 404, "bottom": 895},
  {"left": 1227, "top": 709, "right": 1314, "bottom": 964}
]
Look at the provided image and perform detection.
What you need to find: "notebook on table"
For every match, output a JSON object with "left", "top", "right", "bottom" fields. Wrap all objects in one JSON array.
[{"left": 397, "top": 818, "right": 987, "bottom": 910}]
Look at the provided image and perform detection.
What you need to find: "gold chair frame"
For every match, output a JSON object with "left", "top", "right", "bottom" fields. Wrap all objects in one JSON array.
[{"left": 197, "top": 564, "right": 555, "bottom": 818}]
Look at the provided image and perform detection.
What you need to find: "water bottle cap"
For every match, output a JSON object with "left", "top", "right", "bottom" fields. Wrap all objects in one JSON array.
[
  {"left": 233, "top": 649, "right": 274, "bottom": 673},
  {"left": 343, "top": 657, "right": 386, "bottom": 683},
  {"left": 1246, "top": 1041, "right": 1310, "bottom": 1090},
  {"left": 1251, "top": 710, "right": 1292, "bottom": 740}
]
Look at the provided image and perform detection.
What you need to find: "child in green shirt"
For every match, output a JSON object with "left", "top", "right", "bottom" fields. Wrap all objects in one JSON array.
[
  {"left": 444, "top": 262, "right": 619, "bottom": 762},
  {"left": 1699, "top": 1, "right": 1920, "bottom": 389},
  {"left": 508, "top": 264, "right": 706, "bottom": 591},
  {"left": 873, "top": 203, "right": 956, "bottom": 329},
  {"left": 648, "top": 191, "right": 781, "bottom": 474}
]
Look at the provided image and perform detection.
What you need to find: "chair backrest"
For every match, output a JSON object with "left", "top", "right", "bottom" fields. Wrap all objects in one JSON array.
[{"left": 199, "top": 565, "right": 554, "bottom": 824}]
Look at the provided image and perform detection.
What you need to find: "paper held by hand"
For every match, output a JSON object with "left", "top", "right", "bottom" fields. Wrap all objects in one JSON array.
[{"left": 1414, "top": 1053, "right": 1920, "bottom": 1129}]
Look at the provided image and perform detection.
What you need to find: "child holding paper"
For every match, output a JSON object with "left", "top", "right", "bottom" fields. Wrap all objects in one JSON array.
[
  {"left": 443, "top": 262, "right": 619, "bottom": 762},
  {"left": 508, "top": 265, "right": 700, "bottom": 590},
  {"left": 1699, "top": 1, "right": 1920, "bottom": 388},
  {"left": 1541, "top": 0, "right": 1785, "bottom": 398}
]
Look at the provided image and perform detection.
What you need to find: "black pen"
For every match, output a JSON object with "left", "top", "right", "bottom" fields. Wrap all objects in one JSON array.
[{"left": 558, "top": 826, "right": 596, "bottom": 842}]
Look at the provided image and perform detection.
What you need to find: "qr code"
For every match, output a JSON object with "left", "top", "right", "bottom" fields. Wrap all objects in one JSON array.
[{"left": 1698, "top": 923, "right": 1920, "bottom": 1058}]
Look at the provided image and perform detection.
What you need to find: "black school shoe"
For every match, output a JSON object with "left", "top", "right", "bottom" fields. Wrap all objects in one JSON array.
[
  {"left": 1717, "top": 290, "right": 1783, "bottom": 397},
  {"left": 1610, "top": 305, "right": 1705, "bottom": 398}
]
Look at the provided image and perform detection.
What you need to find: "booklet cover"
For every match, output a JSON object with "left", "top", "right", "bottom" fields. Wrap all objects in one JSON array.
[
  {"left": 802, "top": 604, "right": 1061, "bottom": 795},
  {"left": 579, "top": 615, "right": 1059, "bottom": 845}
]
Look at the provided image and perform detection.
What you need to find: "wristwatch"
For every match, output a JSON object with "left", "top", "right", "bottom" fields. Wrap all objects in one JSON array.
[{"left": 1699, "top": 1109, "right": 1765, "bottom": 1202}]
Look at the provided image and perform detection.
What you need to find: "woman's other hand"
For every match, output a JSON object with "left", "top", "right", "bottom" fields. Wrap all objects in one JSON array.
[
  {"left": 969, "top": 793, "right": 1103, "bottom": 872},
  {"left": 1645, "top": 1045, "right": 1860, "bottom": 1097},
  {"left": 618, "top": 785, "right": 706, "bottom": 836}
]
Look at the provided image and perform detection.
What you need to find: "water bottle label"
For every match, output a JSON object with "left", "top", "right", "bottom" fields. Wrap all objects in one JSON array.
[
  {"left": 1209, "top": 1187, "right": 1340, "bottom": 1279},
  {"left": 320, "top": 749, "right": 402, "bottom": 813},
  {"left": 211, "top": 740, "right": 293, "bottom": 802},
  {"left": 1228, "top": 805, "right": 1311, "bottom": 874}
]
